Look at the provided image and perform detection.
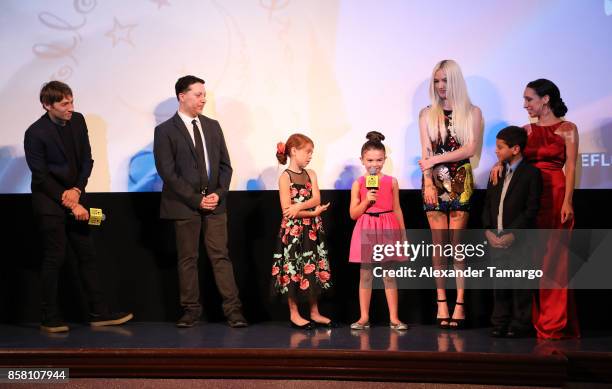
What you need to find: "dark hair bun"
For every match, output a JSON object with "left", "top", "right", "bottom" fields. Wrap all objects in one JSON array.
[
  {"left": 366, "top": 131, "right": 385, "bottom": 143},
  {"left": 552, "top": 98, "right": 568, "bottom": 117}
]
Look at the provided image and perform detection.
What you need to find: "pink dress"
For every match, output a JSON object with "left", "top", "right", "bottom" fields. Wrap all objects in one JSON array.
[{"left": 349, "top": 175, "right": 403, "bottom": 263}]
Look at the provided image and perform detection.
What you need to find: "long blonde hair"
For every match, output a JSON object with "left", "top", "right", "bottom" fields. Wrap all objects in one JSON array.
[{"left": 426, "top": 59, "right": 474, "bottom": 146}]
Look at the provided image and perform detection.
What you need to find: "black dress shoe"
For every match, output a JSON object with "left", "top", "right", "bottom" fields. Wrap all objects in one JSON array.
[
  {"left": 176, "top": 313, "right": 199, "bottom": 328},
  {"left": 505, "top": 327, "right": 534, "bottom": 338},
  {"left": 290, "top": 321, "right": 314, "bottom": 330},
  {"left": 314, "top": 320, "right": 338, "bottom": 328},
  {"left": 490, "top": 326, "right": 507, "bottom": 338}
]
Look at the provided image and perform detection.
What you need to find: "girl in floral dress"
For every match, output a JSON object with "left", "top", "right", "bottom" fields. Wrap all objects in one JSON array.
[{"left": 272, "top": 133, "right": 333, "bottom": 330}]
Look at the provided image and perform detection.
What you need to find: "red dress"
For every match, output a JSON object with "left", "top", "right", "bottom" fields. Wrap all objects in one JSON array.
[{"left": 523, "top": 122, "right": 580, "bottom": 339}]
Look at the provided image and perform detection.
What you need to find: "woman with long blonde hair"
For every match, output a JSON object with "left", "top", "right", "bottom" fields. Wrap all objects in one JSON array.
[{"left": 418, "top": 59, "right": 483, "bottom": 329}]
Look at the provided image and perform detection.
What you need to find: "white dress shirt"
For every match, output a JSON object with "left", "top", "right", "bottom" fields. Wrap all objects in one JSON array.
[
  {"left": 178, "top": 110, "right": 211, "bottom": 177},
  {"left": 497, "top": 157, "right": 522, "bottom": 232}
]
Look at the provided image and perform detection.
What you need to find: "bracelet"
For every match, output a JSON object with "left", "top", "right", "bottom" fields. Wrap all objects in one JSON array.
[{"left": 72, "top": 187, "right": 81, "bottom": 195}]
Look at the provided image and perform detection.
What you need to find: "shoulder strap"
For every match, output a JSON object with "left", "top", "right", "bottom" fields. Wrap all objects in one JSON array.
[{"left": 283, "top": 169, "right": 294, "bottom": 183}]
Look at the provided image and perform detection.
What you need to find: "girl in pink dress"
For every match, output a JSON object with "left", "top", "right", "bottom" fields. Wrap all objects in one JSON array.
[{"left": 349, "top": 131, "right": 408, "bottom": 330}]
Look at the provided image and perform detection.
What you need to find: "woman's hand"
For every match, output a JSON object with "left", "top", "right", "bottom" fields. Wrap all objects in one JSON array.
[
  {"left": 489, "top": 162, "right": 503, "bottom": 186},
  {"left": 423, "top": 185, "right": 438, "bottom": 206},
  {"left": 418, "top": 158, "right": 435, "bottom": 172},
  {"left": 561, "top": 201, "right": 574, "bottom": 224}
]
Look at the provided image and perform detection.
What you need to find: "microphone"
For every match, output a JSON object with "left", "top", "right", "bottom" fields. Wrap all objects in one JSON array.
[
  {"left": 365, "top": 167, "right": 379, "bottom": 205},
  {"left": 70, "top": 207, "right": 106, "bottom": 226}
]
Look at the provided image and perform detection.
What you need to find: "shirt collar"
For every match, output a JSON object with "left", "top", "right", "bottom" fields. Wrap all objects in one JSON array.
[
  {"left": 505, "top": 157, "right": 523, "bottom": 173},
  {"left": 177, "top": 110, "right": 200, "bottom": 128}
]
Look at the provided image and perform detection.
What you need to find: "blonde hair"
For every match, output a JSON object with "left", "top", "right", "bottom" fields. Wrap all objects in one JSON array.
[{"left": 426, "top": 59, "right": 474, "bottom": 146}]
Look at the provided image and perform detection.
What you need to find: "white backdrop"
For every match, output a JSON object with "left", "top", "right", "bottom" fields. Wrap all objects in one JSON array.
[{"left": 1, "top": 0, "right": 611, "bottom": 192}]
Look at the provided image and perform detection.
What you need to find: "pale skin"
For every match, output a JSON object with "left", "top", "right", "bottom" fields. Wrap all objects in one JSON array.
[
  {"left": 44, "top": 96, "right": 89, "bottom": 221},
  {"left": 278, "top": 142, "right": 330, "bottom": 326},
  {"left": 490, "top": 86, "right": 578, "bottom": 224},
  {"left": 417, "top": 69, "right": 483, "bottom": 326},
  {"left": 349, "top": 148, "right": 406, "bottom": 327}
]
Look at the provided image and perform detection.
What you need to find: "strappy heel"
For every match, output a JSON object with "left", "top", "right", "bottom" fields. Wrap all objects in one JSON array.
[
  {"left": 450, "top": 301, "right": 466, "bottom": 330},
  {"left": 436, "top": 299, "right": 451, "bottom": 329}
]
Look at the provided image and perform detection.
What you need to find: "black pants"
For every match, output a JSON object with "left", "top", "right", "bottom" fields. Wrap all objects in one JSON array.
[
  {"left": 490, "top": 246, "right": 533, "bottom": 330},
  {"left": 38, "top": 214, "right": 106, "bottom": 320},
  {"left": 174, "top": 212, "right": 243, "bottom": 319}
]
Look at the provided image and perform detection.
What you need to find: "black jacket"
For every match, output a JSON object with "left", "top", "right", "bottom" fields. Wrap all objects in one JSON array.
[
  {"left": 153, "top": 113, "right": 232, "bottom": 219},
  {"left": 482, "top": 159, "right": 542, "bottom": 231},
  {"left": 24, "top": 112, "right": 93, "bottom": 216}
]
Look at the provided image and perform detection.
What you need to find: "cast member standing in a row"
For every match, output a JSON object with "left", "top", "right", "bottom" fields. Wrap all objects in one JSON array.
[
  {"left": 272, "top": 134, "right": 333, "bottom": 330},
  {"left": 418, "top": 60, "right": 483, "bottom": 329},
  {"left": 349, "top": 131, "right": 408, "bottom": 331}
]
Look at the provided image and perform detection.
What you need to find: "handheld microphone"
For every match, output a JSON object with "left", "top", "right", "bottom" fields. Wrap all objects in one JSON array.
[
  {"left": 365, "top": 167, "right": 379, "bottom": 205},
  {"left": 70, "top": 207, "right": 106, "bottom": 226}
]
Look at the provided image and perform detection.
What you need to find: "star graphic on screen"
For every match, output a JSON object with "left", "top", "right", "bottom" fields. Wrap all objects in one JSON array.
[
  {"left": 105, "top": 18, "right": 137, "bottom": 47},
  {"left": 150, "top": 0, "right": 171, "bottom": 9}
]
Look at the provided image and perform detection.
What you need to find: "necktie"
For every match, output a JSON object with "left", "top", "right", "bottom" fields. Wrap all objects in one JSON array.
[{"left": 192, "top": 119, "right": 208, "bottom": 192}]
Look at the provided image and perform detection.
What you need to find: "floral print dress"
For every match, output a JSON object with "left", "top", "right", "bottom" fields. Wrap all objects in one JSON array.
[{"left": 272, "top": 169, "right": 332, "bottom": 297}]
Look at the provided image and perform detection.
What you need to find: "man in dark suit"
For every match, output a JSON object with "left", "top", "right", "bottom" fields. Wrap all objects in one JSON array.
[
  {"left": 483, "top": 125, "right": 542, "bottom": 338},
  {"left": 153, "top": 75, "right": 247, "bottom": 328},
  {"left": 24, "top": 81, "right": 132, "bottom": 333}
]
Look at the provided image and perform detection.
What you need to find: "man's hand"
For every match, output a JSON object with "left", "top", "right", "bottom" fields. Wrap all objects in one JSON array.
[
  {"left": 62, "top": 188, "right": 80, "bottom": 209},
  {"left": 200, "top": 193, "right": 219, "bottom": 210},
  {"left": 72, "top": 204, "right": 89, "bottom": 221}
]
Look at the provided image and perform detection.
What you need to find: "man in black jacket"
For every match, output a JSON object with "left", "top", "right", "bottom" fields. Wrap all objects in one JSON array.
[
  {"left": 483, "top": 125, "right": 542, "bottom": 338},
  {"left": 24, "top": 81, "right": 132, "bottom": 333},
  {"left": 154, "top": 75, "right": 247, "bottom": 328}
]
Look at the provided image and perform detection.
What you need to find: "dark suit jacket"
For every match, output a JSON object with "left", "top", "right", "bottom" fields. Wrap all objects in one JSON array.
[
  {"left": 24, "top": 112, "right": 93, "bottom": 216},
  {"left": 482, "top": 159, "right": 542, "bottom": 231},
  {"left": 153, "top": 112, "right": 232, "bottom": 219}
]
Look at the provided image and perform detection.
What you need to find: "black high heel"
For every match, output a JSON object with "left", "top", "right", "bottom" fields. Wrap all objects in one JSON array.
[
  {"left": 436, "top": 299, "right": 451, "bottom": 329},
  {"left": 450, "top": 301, "right": 466, "bottom": 330}
]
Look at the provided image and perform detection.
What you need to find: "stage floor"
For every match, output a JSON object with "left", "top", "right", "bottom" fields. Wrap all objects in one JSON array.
[
  {"left": 1, "top": 322, "right": 611, "bottom": 386},
  {"left": 0, "top": 322, "right": 607, "bottom": 353}
]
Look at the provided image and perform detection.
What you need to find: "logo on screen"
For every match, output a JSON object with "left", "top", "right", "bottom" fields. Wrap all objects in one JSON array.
[{"left": 581, "top": 153, "right": 612, "bottom": 167}]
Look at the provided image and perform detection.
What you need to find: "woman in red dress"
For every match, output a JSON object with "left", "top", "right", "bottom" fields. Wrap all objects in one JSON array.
[{"left": 522, "top": 79, "right": 580, "bottom": 339}]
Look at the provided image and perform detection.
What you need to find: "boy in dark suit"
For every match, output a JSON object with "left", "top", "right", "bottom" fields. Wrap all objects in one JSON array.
[
  {"left": 483, "top": 125, "right": 542, "bottom": 338},
  {"left": 24, "top": 81, "right": 132, "bottom": 333}
]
